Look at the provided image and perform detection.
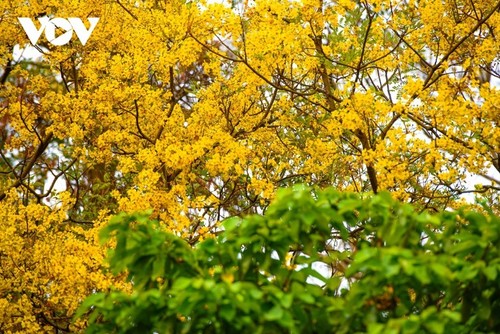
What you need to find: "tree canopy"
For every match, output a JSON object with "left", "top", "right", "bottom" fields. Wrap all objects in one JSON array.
[
  {"left": 79, "top": 186, "right": 500, "bottom": 333},
  {"left": 0, "top": 0, "right": 499, "bottom": 331}
]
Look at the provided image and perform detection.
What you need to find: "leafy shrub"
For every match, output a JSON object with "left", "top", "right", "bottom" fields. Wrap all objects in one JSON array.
[{"left": 78, "top": 186, "right": 500, "bottom": 333}]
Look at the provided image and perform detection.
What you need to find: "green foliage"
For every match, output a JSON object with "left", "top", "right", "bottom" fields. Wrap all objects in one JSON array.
[{"left": 77, "top": 186, "right": 500, "bottom": 333}]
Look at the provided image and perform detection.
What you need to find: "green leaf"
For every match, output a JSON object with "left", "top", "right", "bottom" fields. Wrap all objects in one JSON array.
[
  {"left": 430, "top": 262, "right": 453, "bottom": 281},
  {"left": 354, "top": 247, "right": 378, "bottom": 264},
  {"left": 281, "top": 294, "right": 293, "bottom": 309},
  {"left": 424, "top": 321, "right": 445, "bottom": 334},
  {"left": 264, "top": 305, "right": 284, "bottom": 321},
  {"left": 248, "top": 287, "right": 263, "bottom": 300},
  {"left": 220, "top": 303, "right": 236, "bottom": 321},
  {"left": 172, "top": 277, "right": 192, "bottom": 291},
  {"left": 477, "top": 299, "right": 491, "bottom": 320},
  {"left": 74, "top": 292, "right": 106, "bottom": 319},
  {"left": 414, "top": 266, "right": 431, "bottom": 284},
  {"left": 367, "top": 323, "right": 385, "bottom": 334},
  {"left": 482, "top": 266, "right": 497, "bottom": 281},
  {"left": 223, "top": 217, "right": 241, "bottom": 232},
  {"left": 451, "top": 239, "right": 478, "bottom": 254},
  {"left": 295, "top": 292, "right": 315, "bottom": 304},
  {"left": 442, "top": 310, "right": 461, "bottom": 322}
]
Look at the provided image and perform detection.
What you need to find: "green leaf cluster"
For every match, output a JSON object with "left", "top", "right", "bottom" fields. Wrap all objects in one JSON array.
[{"left": 77, "top": 186, "right": 500, "bottom": 333}]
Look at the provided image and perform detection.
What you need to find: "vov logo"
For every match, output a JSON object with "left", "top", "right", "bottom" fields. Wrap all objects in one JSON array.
[{"left": 18, "top": 17, "right": 99, "bottom": 46}]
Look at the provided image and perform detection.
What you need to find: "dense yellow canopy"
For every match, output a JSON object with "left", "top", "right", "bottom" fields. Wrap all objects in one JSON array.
[{"left": 0, "top": 0, "right": 499, "bottom": 331}]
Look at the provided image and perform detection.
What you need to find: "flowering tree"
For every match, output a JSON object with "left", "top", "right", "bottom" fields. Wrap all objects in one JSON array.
[{"left": 0, "top": 0, "right": 499, "bottom": 331}]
